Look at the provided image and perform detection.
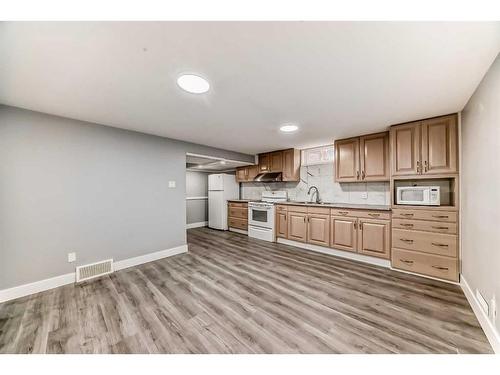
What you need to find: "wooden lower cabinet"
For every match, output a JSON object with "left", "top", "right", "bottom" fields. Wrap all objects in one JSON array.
[
  {"left": 287, "top": 212, "right": 307, "bottom": 242},
  {"left": 307, "top": 214, "right": 330, "bottom": 246},
  {"left": 358, "top": 219, "right": 390, "bottom": 259},
  {"left": 391, "top": 208, "right": 459, "bottom": 282},
  {"left": 276, "top": 210, "right": 288, "bottom": 238},
  {"left": 330, "top": 216, "right": 358, "bottom": 252},
  {"left": 228, "top": 202, "right": 248, "bottom": 231}
]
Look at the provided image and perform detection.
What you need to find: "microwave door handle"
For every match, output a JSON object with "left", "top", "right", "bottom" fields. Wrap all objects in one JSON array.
[{"left": 423, "top": 189, "right": 430, "bottom": 204}]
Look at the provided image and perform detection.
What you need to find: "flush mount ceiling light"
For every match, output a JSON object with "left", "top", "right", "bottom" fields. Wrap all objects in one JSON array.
[
  {"left": 279, "top": 124, "right": 299, "bottom": 133},
  {"left": 177, "top": 74, "right": 210, "bottom": 94}
]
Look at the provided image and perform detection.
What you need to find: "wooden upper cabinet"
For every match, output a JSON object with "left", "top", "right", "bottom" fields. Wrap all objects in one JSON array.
[
  {"left": 390, "top": 122, "right": 421, "bottom": 176},
  {"left": 330, "top": 216, "right": 358, "bottom": 252},
  {"left": 421, "top": 115, "right": 458, "bottom": 175},
  {"left": 269, "top": 151, "right": 283, "bottom": 172},
  {"left": 236, "top": 167, "right": 247, "bottom": 182},
  {"left": 287, "top": 212, "right": 307, "bottom": 243},
  {"left": 335, "top": 137, "right": 360, "bottom": 182},
  {"left": 247, "top": 165, "right": 259, "bottom": 180},
  {"left": 390, "top": 114, "right": 458, "bottom": 177},
  {"left": 357, "top": 218, "right": 390, "bottom": 259},
  {"left": 235, "top": 165, "right": 259, "bottom": 182},
  {"left": 307, "top": 214, "right": 330, "bottom": 247},
  {"left": 282, "top": 149, "right": 300, "bottom": 182},
  {"left": 360, "top": 132, "right": 389, "bottom": 181},
  {"left": 258, "top": 153, "right": 270, "bottom": 172}
]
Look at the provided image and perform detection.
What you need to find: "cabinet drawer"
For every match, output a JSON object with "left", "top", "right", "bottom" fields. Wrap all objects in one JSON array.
[
  {"left": 228, "top": 217, "right": 248, "bottom": 230},
  {"left": 276, "top": 205, "right": 288, "bottom": 212},
  {"left": 392, "top": 219, "right": 457, "bottom": 234},
  {"left": 330, "top": 208, "right": 356, "bottom": 217},
  {"left": 307, "top": 206, "right": 330, "bottom": 215},
  {"left": 287, "top": 205, "right": 308, "bottom": 213},
  {"left": 392, "top": 248, "right": 458, "bottom": 282},
  {"left": 228, "top": 202, "right": 248, "bottom": 208},
  {"left": 392, "top": 208, "right": 457, "bottom": 222},
  {"left": 228, "top": 207, "right": 248, "bottom": 219},
  {"left": 355, "top": 211, "right": 391, "bottom": 220},
  {"left": 392, "top": 229, "right": 457, "bottom": 257}
]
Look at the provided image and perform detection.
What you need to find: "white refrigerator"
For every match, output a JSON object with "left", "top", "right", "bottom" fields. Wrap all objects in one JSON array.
[{"left": 208, "top": 174, "right": 239, "bottom": 230}]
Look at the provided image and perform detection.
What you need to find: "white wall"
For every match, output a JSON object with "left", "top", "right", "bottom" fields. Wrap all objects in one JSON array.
[
  {"left": 0, "top": 105, "right": 253, "bottom": 289},
  {"left": 461, "top": 53, "right": 500, "bottom": 340}
]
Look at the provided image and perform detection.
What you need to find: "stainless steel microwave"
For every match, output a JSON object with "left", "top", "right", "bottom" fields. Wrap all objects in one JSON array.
[{"left": 396, "top": 186, "right": 440, "bottom": 206}]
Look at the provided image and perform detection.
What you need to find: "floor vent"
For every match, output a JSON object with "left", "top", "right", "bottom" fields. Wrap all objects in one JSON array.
[{"left": 76, "top": 259, "right": 114, "bottom": 282}]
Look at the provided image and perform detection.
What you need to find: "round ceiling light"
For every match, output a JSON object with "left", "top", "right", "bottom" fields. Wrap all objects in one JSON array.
[
  {"left": 279, "top": 124, "right": 299, "bottom": 133},
  {"left": 177, "top": 74, "right": 210, "bottom": 94}
]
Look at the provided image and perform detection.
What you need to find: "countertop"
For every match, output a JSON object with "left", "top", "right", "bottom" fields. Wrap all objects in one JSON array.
[{"left": 228, "top": 199, "right": 391, "bottom": 211}]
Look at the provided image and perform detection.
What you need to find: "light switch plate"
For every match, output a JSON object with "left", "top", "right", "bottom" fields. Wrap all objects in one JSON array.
[
  {"left": 168, "top": 181, "right": 176, "bottom": 188},
  {"left": 68, "top": 252, "right": 76, "bottom": 263}
]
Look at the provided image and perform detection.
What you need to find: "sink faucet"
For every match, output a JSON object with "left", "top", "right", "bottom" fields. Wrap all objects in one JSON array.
[{"left": 307, "top": 186, "right": 321, "bottom": 204}]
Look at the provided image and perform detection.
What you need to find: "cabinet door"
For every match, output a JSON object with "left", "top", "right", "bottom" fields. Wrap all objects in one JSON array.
[
  {"left": 360, "top": 132, "right": 389, "bottom": 181},
  {"left": 247, "top": 165, "right": 259, "bottom": 181},
  {"left": 421, "top": 115, "right": 457, "bottom": 175},
  {"left": 358, "top": 219, "right": 390, "bottom": 259},
  {"left": 269, "top": 151, "right": 283, "bottom": 172},
  {"left": 236, "top": 167, "right": 247, "bottom": 182},
  {"left": 282, "top": 149, "right": 300, "bottom": 181},
  {"left": 307, "top": 214, "right": 330, "bottom": 246},
  {"left": 390, "top": 122, "right": 421, "bottom": 176},
  {"left": 276, "top": 211, "right": 288, "bottom": 238},
  {"left": 335, "top": 138, "right": 360, "bottom": 182},
  {"left": 330, "top": 216, "right": 358, "bottom": 252},
  {"left": 258, "top": 153, "right": 270, "bottom": 172},
  {"left": 287, "top": 212, "right": 307, "bottom": 242}
]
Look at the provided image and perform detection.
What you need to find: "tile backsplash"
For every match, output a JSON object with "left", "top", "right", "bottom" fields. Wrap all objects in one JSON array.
[{"left": 241, "top": 163, "right": 390, "bottom": 205}]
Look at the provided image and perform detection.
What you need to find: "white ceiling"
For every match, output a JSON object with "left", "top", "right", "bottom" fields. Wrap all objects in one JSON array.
[{"left": 1, "top": 22, "right": 499, "bottom": 154}]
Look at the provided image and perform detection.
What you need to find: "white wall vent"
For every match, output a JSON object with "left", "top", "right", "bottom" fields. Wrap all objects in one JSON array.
[{"left": 76, "top": 259, "right": 114, "bottom": 282}]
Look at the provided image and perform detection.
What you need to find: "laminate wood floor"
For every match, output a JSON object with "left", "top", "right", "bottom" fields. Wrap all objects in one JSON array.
[{"left": 0, "top": 228, "right": 493, "bottom": 353}]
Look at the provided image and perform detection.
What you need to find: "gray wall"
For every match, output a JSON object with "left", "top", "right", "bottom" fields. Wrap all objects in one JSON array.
[
  {"left": 0, "top": 105, "right": 253, "bottom": 289},
  {"left": 186, "top": 171, "right": 208, "bottom": 225},
  {"left": 461, "top": 53, "right": 500, "bottom": 334}
]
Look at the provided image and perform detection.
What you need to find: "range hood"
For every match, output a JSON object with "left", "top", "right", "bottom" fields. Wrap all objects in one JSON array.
[{"left": 254, "top": 172, "right": 282, "bottom": 182}]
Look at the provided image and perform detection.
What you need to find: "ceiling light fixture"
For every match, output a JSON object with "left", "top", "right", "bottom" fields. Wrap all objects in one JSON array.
[
  {"left": 280, "top": 124, "right": 299, "bottom": 133},
  {"left": 220, "top": 160, "right": 226, "bottom": 165},
  {"left": 177, "top": 74, "right": 210, "bottom": 94}
]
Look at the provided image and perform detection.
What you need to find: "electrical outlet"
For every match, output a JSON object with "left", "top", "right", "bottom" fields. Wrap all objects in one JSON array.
[
  {"left": 361, "top": 192, "right": 368, "bottom": 199},
  {"left": 68, "top": 252, "right": 76, "bottom": 263},
  {"left": 168, "top": 180, "right": 176, "bottom": 188}
]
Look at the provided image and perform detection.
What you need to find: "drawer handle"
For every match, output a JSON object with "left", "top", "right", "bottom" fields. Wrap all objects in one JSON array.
[
  {"left": 432, "top": 226, "right": 449, "bottom": 230},
  {"left": 432, "top": 265, "right": 449, "bottom": 271},
  {"left": 400, "top": 223, "right": 414, "bottom": 227},
  {"left": 432, "top": 215, "right": 449, "bottom": 219},
  {"left": 368, "top": 213, "right": 380, "bottom": 217},
  {"left": 338, "top": 211, "right": 349, "bottom": 215},
  {"left": 400, "top": 259, "right": 414, "bottom": 264},
  {"left": 400, "top": 213, "right": 414, "bottom": 217},
  {"left": 400, "top": 238, "right": 414, "bottom": 243},
  {"left": 431, "top": 242, "right": 449, "bottom": 247}
]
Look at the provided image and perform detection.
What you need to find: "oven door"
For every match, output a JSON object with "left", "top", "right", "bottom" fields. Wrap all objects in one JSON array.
[{"left": 248, "top": 205, "right": 273, "bottom": 229}]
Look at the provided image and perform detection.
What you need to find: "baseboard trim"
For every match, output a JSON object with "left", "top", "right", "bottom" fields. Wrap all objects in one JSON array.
[
  {"left": 228, "top": 228, "right": 248, "bottom": 235},
  {"left": 114, "top": 244, "right": 188, "bottom": 271},
  {"left": 460, "top": 276, "right": 500, "bottom": 353},
  {"left": 0, "top": 244, "right": 188, "bottom": 303},
  {"left": 186, "top": 221, "right": 208, "bottom": 229},
  {"left": 277, "top": 238, "right": 391, "bottom": 268},
  {"left": 0, "top": 272, "right": 75, "bottom": 304}
]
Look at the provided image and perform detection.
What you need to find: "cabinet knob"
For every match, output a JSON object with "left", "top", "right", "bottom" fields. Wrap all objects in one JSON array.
[
  {"left": 400, "top": 259, "right": 414, "bottom": 264},
  {"left": 400, "top": 238, "right": 414, "bottom": 243},
  {"left": 432, "top": 265, "right": 449, "bottom": 271}
]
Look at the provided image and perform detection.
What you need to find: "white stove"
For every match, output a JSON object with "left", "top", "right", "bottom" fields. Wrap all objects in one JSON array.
[{"left": 248, "top": 191, "right": 287, "bottom": 242}]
